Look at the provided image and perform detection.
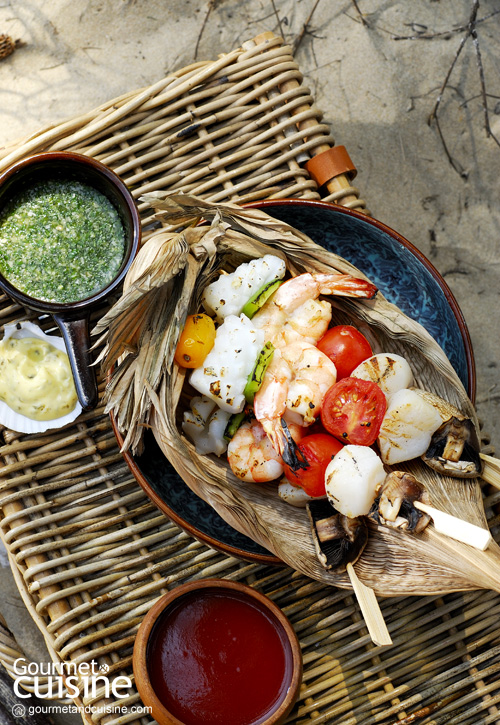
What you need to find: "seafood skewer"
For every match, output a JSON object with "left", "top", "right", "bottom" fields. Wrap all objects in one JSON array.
[
  {"left": 101, "top": 193, "right": 500, "bottom": 600},
  {"left": 186, "top": 269, "right": 489, "bottom": 554},
  {"left": 186, "top": 253, "right": 489, "bottom": 551},
  {"left": 323, "top": 445, "right": 491, "bottom": 553},
  {"left": 351, "top": 355, "right": 482, "bottom": 477},
  {"left": 183, "top": 243, "right": 493, "bottom": 572}
]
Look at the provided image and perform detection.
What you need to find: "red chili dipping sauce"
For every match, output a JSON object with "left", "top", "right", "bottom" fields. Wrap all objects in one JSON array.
[{"left": 147, "top": 588, "right": 294, "bottom": 725}]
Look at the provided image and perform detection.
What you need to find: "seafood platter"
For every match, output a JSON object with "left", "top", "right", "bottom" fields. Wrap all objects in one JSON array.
[{"left": 96, "top": 192, "right": 500, "bottom": 612}]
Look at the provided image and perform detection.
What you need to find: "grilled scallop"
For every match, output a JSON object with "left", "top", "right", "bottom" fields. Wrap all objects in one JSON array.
[
  {"left": 377, "top": 389, "right": 443, "bottom": 466},
  {"left": 351, "top": 352, "right": 413, "bottom": 396},
  {"left": 324, "top": 445, "right": 386, "bottom": 518}
]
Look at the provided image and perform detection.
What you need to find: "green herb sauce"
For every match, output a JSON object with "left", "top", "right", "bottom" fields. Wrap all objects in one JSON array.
[{"left": 0, "top": 179, "right": 126, "bottom": 303}]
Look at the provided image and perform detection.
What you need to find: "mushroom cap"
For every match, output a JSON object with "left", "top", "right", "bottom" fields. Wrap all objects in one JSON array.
[
  {"left": 306, "top": 498, "right": 369, "bottom": 572},
  {"left": 370, "top": 471, "right": 431, "bottom": 534},
  {"left": 423, "top": 416, "right": 483, "bottom": 478}
]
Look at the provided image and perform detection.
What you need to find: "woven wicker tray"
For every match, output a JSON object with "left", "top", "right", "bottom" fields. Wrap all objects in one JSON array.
[{"left": 1, "top": 32, "right": 500, "bottom": 725}]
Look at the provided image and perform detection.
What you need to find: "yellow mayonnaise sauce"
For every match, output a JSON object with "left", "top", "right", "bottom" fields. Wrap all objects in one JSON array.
[{"left": 0, "top": 337, "right": 77, "bottom": 421}]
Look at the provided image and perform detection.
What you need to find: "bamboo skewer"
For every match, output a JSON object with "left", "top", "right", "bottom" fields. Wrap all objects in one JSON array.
[
  {"left": 346, "top": 563, "right": 392, "bottom": 647},
  {"left": 480, "top": 453, "right": 500, "bottom": 490},
  {"left": 414, "top": 500, "right": 493, "bottom": 551}
]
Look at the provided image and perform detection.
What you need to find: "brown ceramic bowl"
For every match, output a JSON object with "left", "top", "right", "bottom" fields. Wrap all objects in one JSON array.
[
  {"left": 133, "top": 579, "right": 302, "bottom": 725},
  {"left": 0, "top": 151, "right": 141, "bottom": 410}
]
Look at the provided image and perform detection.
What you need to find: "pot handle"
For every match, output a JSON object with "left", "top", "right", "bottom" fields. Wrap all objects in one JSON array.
[{"left": 53, "top": 315, "right": 98, "bottom": 411}]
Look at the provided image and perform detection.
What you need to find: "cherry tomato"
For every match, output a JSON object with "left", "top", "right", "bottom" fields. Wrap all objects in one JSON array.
[
  {"left": 317, "top": 325, "right": 372, "bottom": 379},
  {"left": 174, "top": 314, "right": 216, "bottom": 368},
  {"left": 283, "top": 433, "right": 344, "bottom": 497},
  {"left": 321, "top": 378, "right": 386, "bottom": 446}
]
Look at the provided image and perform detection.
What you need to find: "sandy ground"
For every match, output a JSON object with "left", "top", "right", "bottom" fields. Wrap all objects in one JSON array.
[{"left": 0, "top": 0, "right": 499, "bottom": 720}]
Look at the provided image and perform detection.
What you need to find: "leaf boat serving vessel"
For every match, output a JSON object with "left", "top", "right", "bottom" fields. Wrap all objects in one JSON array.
[{"left": 98, "top": 194, "right": 500, "bottom": 598}]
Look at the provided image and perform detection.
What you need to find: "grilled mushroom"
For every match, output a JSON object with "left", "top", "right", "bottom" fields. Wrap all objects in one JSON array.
[
  {"left": 306, "top": 498, "right": 369, "bottom": 572},
  {"left": 410, "top": 389, "right": 483, "bottom": 478},
  {"left": 423, "top": 416, "right": 482, "bottom": 478},
  {"left": 370, "top": 471, "right": 431, "bottom": 534}
]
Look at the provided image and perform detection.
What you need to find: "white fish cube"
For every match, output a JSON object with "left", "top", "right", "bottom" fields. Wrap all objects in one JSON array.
[
  {"left": 190, "top": 315, "right": 265, "bottom": 413},
  {"left": 202, "top": 254, "right": 286, "bottom": 322},
  {"left": 182, "top": 396, "right": 231, "bottom": 457}
]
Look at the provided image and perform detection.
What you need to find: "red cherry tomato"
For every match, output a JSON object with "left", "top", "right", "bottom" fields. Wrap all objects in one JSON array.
[
  {"left": 283, "top": 433, "right": 344, "bottom": 497},
  {"left": 321, "top": 378, "right": 386, "bottom": 446},
  {"left": 316, "top": 325, "right": 372, "bottom": 380}
]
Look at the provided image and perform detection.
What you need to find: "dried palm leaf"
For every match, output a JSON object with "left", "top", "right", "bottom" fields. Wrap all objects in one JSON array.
[
  {"left": 98, "top": 193, "right": 500, "bottom": 596},
  {"left": 94, "top": 222, "right": 225, "bottom": 451}
]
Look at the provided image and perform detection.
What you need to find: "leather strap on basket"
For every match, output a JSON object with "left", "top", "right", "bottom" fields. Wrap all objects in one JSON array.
[{"left": 305, "top": 145, "right": 357, "bottom": 188}]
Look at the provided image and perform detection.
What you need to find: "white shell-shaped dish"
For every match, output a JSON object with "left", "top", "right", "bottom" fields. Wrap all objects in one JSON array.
[{"left": 0, "top": 321, "right": 82, "bottom": 434}]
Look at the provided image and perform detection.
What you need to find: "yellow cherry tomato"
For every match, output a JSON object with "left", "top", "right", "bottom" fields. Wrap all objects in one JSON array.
[{"left": 174, "top": 314, "right": 216, "bottom": 368}]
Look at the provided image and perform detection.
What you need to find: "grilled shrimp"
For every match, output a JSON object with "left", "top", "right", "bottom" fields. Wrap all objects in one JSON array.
[
  {"left": 227, "top": 419, "right": 285, "bottom": 482},
  {"left": 252, "top": 272, "right": 377, "bottom": 348},
  {"left": 254, "top": 340, "right": 337, "bottom": 455}
]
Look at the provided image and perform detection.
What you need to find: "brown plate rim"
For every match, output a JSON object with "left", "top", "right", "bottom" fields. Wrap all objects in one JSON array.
[{"left": 110, "top": 414, "right": 282, "bottom": 565}]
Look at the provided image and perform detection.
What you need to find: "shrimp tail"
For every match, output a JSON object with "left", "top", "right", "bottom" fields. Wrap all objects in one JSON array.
[
  {"left": 280, "top": 420, "right": 310, "bottom": 471},
  {"left": 316, "top": 273, "right": 378, "bottom": 300},
  {"left": 260, "top": 418, "right": 284, "bottom": 454}
]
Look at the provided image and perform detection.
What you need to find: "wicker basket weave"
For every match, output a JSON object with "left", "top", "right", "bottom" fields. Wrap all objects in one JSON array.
[{"left": 1, "top": 31, "right": 500, "bottom": 725}]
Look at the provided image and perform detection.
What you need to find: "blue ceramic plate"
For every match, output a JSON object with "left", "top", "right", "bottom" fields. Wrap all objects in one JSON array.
[{"left": 116, "top": 199, "right": 475, "bottom": 564}]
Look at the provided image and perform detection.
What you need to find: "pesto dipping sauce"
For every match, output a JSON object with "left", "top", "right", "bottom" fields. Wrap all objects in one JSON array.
[{"left": 0, "top": 179, "right": 126, "bottom": 303}]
